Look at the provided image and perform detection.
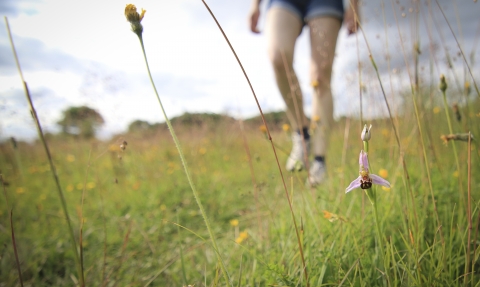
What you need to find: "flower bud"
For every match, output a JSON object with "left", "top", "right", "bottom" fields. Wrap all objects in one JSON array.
[
  {"left": 361, "top": 124, "right": 372, "bottom": 141},
  {"left": 439, "top": 74, "right": 447, "bottom": 92},
  {"left": 125, "top": 4, "right": 146, "bottom": 37}
]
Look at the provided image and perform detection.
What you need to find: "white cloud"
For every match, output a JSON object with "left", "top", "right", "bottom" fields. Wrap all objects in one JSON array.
[{"left": 1, "top": 0, "right": 478, "bottom": 141}]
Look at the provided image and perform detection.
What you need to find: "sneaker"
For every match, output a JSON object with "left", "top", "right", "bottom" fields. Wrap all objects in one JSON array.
[
  {"left": 286, "top": 133, "right": 310, "bottom": 171},
  {"left": 306, "top": 160, "right": 326, "bottom": 187}
]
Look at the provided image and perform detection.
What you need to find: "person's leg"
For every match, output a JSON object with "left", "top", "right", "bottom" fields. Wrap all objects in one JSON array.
[
  {"left": 307, "top": 16, "right": 341, "bottom": 184},
  {"left": 266, "top": 6, "right": 310, "bottom": 171}
]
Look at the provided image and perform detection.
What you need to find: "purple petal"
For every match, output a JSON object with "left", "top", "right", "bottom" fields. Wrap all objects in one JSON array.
[
  {"left": 358, "top": 150, "right": 369, "bottom": 172},
  {"left": 370, "top": 174, "right": 391, "bottom": 188},
  {"left": 345, "top": 176, "right": 362, "bottom": 193}
]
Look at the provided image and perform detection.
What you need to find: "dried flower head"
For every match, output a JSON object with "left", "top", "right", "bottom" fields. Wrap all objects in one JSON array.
[
  {"left": 125, "top": 4, "right": 146, "bottom": 36},
  {"left": 440, "top": 133, "right": 474, "bottom": 145},
  {"left": 120, "top": 140, "right": 128, "bottom": 151}
]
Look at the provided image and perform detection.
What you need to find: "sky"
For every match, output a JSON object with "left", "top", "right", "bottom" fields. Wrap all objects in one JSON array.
[{"left": 0, "top": 0, "right": 479, "bottom": 141}]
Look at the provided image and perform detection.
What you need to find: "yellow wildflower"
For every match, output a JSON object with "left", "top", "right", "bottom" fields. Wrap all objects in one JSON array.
[
  {"left": 66, "top": 154, "right": 75, "bottom": 162},
  {"left": 382, "top": 186, "right": 391, "bottom": 192},
  {"left": 381, "top": 129, "right": 390, "bottom": 138},
  {"left": 378, "top": 169, "right": 388, "bottom": 178},
  {"left": 465, "top": 81, "right": 471, "bottom": 95},
  {"left": 16, "top": 187, "right": 25, "bottom": 194},
  {"left": 230, "top": 219, "right": 239, "bottom": 227},
  {"left": 311, "top": 80, "right": 319, "bottom": 87},
  {"left": 259, "top": 125, "right": 267, "bottom": 133},
  {"left": 235, "top": 231, "right": 248, "bottom": 244},
  {"left": 433, "top": 107, "right": 441, "bottom": 114},
  {"left": 66, "top": 184, "right": 74, "bottom": 192},
  {"left": 125, "top": 4, "right": 146, "bottom": 36},
  {"left": 323, "top": 210, "right": 333, "bottom": 219},
  {"left": 323, "top": 210, "right": 340, "bottom": 222},
  {"left": 86, "top": 182, "right": 96, "bottom": 189},
  {"left": 282, "top": 124, "right": 290, "bottom": 132},
  {"left": 109, "top": 144, "right": 120, "bottom": 152},
  {"left": 199, "top": 147, "right": 207, "bottom": 155},
  {"left": 453, "top": 170, "right": 459, "bottom": 178},
  {"left": 313, "top": 115, "right": 320, "bottom": 122}
]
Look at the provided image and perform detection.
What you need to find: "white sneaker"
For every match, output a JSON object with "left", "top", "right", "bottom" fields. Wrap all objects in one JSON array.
[
  {"left": 286, "top": 133, "right": 310, "bottom": 171},
  {"left": 307, "top": 160, "right": 326, "bottom": 187}
]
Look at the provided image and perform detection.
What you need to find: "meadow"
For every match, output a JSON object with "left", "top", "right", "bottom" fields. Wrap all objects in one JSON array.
[
  {"left": 1, "top": 101, "right": 479, "bottom": 286},
  {"left": 2, "top": 1, "right": 480, "bottom": 286}
]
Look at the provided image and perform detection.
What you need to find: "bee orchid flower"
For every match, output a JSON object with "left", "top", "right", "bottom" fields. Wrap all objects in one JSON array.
[{"left": 346, "top": 150, "right": 391, "bottom": 193}]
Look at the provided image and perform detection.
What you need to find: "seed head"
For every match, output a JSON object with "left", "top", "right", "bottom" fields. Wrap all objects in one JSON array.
[{"left": 439, "top": 74, "right": 447, "bottom": 92}]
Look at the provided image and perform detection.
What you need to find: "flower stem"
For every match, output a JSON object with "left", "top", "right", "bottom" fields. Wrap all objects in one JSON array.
[
  {"left": 441, "top": 90, "right": 463, "bottom": 200},
  {"left": 136, "top": 35, "right": 231, "bottom": 286},
  {"left": 5, "top": 17, "right": 84, "bottom": 287}
]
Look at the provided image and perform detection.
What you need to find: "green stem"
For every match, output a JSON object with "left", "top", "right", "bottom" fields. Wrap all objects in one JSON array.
[
  {"left": 137, "top": 35, "right": 231, "bottom": 286},
  {"left": 441, "top": 90, "right": 463, "bottom": 198},
  {"left": 5, "top": 17, "right": 84, "bottom": 286},
  {"left": 372, "top": 201, "right": 389, "bottom": 285},
  {"left": 364, "top": 141, "right": 389, "bottom": 285}
]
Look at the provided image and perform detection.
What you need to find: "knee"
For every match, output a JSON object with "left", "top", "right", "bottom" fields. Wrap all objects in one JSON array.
[
  {"left": 268, "top": 48, "right": 293, "bottom": 73},
  {"left": 310, "top": 64, "right": 332, "bottom": 90}
]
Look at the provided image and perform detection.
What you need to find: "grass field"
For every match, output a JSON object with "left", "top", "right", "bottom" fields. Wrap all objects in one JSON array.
[{"left": 1, "top": 101, "right": 480, "bottom": 286}]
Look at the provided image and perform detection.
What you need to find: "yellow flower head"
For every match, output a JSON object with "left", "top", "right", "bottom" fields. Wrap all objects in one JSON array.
[
  {"left": 125, "top": 4, "right": 146, "bottom": 36},
  {"left": 323, "top": 210, "right": 340, "bottom": 222},
  {"left": 378, "top": 169, "right": 388, "bottom": 178},
  {"left": 433, "top": 107, "right": 441, "bottom": 114},
  {"left": 313, "top": 115, "right": 320, "bottom": 122},
  {"left": 239, "top": 231, "right": 248, "bottom": 239},
  {"left": 229, "top": 219, "right": 239, "bottom": 227},
  {"left": 465, "top": 81, "right": 471, "bottom": 95},
  {"left": 259, "top": 125, "right": 267, "bottom": 133},
  {"left": 311, "top": 80, "right": 319, "bottom": 87},
  {"left": 282, "top": 124, "right": 290, "bottom": 132},
  {"left": 66, "top": 154, "right": 75, "bottom": 162},
  {"left": 382, "top": 186, "right": 391, "bottom": 192}
]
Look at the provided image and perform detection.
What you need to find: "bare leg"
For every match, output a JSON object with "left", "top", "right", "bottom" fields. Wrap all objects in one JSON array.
[
  {"left": 308, "top": 16, "right": 341, "bottom": 158},
  {"left": 266, "top": 7, "right": 308, "bottom": 130}
]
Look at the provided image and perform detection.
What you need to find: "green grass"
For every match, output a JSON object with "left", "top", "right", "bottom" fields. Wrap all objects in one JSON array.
[{"left": 1, "top": 105, "right": 479, "bottom": 286}]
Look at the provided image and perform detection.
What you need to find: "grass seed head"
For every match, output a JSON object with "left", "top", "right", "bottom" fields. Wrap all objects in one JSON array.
[{"left": 439, "top": 74, "right": 447, "bottom": 92}]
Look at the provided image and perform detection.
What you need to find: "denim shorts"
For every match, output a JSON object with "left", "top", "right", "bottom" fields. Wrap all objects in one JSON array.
[{"left": 268, "top": 0, "right": 344, "bottom": 22}]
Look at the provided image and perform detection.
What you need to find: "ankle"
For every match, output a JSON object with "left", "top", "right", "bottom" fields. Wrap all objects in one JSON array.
[
  {"left": 296, "top": 126, "right": 310, "bottom": 140},
  {"left": 314, "top": 155, "right": 325, "bottom": 164}
]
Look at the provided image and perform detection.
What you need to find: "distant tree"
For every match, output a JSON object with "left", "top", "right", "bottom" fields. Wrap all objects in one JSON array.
[
  {"left": 128, "top": 120, "right": 153, "bottom": 132},
  {"left": 58, "top": 106, "right": 104, "bottom": 138}
]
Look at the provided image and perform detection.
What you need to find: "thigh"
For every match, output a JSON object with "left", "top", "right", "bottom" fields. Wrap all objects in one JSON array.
[
  {"left": 266, "top": 6, "right": 304, "bottom": 60},
  {"left": 307, "top": 16, "right": 341, "bottom": 80}
]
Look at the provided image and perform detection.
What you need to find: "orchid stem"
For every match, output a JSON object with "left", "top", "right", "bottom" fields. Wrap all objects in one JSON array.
[{"left": 364, "top": 141, "right": 389, "bottom": 285}]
